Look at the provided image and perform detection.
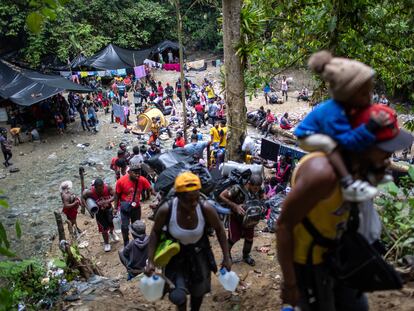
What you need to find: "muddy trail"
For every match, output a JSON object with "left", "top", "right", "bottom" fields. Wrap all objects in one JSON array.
[{"left": 1, "top": 67, "right": 413, "bottom": 310}]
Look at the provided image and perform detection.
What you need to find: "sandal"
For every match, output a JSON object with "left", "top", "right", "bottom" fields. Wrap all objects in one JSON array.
[{"left": 243, "top": 255, "right": 256, "bottom": 266}]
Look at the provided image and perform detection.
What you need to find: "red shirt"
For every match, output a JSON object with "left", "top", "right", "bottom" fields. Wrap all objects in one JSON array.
[
  {"left": 175, "top": 137, "right": 185, "bottom": 148},
  {"left": 195, "top": 104, "right": 204, "bottom": 113},
  {"left": 115, "top": 175, "right": 151, "bottom": 207},
  {"left": 110, "top": 157, "right": 119, "bottom": 171},
  {"left": 266, "top": 113, "right": 275, "bottom": 123},
  {"left": 157, "top": 86, "right": 164, "bottom": 97},
  {"left": 90, "top": 184, "right": 112, "bottom": 209}
]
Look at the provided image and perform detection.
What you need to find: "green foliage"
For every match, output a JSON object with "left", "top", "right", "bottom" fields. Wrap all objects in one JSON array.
[
  {"left": 376, "top": 167, "right": 414, "bottom": 262},
  {"left": 0, "top": 259, "right": 60, "bottom": 310},
  {"left": 1, "top": 0, "right": 222, "bottom": 67},
  {"left": 181, "top": 1, "right": 222, "bottom": 51},
  {"left": 242, "top": 0, "right": 414, "bottom": 100}
]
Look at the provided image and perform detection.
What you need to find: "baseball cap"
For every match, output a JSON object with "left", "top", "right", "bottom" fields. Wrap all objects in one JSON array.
[
  {"left": 129, "top": 162, "right": 142, "bottom": 172},
  {"left": 174, "top": 172, "right": 202, "bottom": 193},
  {"left": 353, "top": 104, "right": 414, "bottom": 153}
]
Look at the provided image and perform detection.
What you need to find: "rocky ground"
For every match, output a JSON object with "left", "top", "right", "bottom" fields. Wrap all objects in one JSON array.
[{"left": 1, "top": 66, "right": 413, "bottom": 310}]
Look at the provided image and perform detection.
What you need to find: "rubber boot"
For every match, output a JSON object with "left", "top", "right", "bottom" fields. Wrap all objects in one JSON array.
[{"left": 243, "top": 240, "right": 255, "bottom": 266}]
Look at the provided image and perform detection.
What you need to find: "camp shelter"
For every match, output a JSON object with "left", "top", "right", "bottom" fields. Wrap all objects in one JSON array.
[
  {"left": 149, "top": 40, "right": 181, "bottom": 63},
  {"left": 137, "top": 108, "right": 167, "bottom": 132},
  {"left": 68, "top": 54, "right": 88, "bottom": 69},
  {"left": 81, "top": 44, "right": 151, "bottom": 70},
  {"left": 0, "top": 60, "right": 91, "bottom": 106}
]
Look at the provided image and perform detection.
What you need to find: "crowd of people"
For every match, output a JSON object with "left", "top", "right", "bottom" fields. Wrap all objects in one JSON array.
[{"left": 53, "top": 51, "right": 414, "bottom": 311}]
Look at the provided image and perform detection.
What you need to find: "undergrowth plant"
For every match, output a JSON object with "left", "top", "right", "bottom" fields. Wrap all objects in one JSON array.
[
  {"left": 0, "top": 194, "right": 61, "bottom": 310},
  {"left": 376, "top": 166, "right": 414, "bottom": 262}
]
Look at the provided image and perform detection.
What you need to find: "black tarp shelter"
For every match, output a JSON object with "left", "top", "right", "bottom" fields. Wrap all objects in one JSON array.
[
  {"left": 0, "top": 60, "right": 91, "bottom": 106},
  {"left": 149, "top": 40, "right": 181, "bottom": 62},
  {"left": 67, "top": 54, "right": 88, "bottom": 70},
  {"left": 81, "top": 44, "right": 151, "bottom": 70}
]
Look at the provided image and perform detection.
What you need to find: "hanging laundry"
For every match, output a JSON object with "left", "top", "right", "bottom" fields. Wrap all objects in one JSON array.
[
  {"left": 144, "top": 59, "right": 161, "bottom": 68},
  {"left": 97, "top": 71, "right": 106, "bottom": 77},
  {"left": 88, "top": 71, "right": 97, "bottom": 76},
  {"left": 134, "top": 65, "right": 146, "bottom": 79},
  {"left": 80, "top": 71, "right": 88, "bottom": 78},
  {"left": 112, "top": 104, "right": 126, "bottom": 126},
  {"left": 117, "top": 68, "right": 127, "bottom": 76}
]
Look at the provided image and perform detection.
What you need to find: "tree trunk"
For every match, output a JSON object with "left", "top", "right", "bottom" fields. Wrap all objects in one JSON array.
[
  {"left": 54, "top": 211, "right": 66, "bottom": 242},
  {"left": 175, "top": 0, "right": 188, "bottom": 142},
  {"left": 222, "top": 0, "right": 246, "bottom": 162}
]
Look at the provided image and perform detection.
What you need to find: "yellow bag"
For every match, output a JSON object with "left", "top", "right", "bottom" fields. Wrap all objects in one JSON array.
[{"left": 154, "top": 233, "right": 180, "bottom": 267}]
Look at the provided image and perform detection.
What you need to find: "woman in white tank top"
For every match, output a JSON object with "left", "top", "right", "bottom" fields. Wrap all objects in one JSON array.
[{"left": 145, "top": 172, "right": 232, "bottom": 311}]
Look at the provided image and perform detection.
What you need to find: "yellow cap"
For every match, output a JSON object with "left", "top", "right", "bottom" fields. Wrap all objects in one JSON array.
[{"left": 174, "top": 172, "right": 202, "bottom": 193}]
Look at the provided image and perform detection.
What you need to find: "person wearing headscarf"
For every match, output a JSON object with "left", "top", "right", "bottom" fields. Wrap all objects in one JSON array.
[{"left": 60, "top": 180, "right": 81, "bottom": 236}]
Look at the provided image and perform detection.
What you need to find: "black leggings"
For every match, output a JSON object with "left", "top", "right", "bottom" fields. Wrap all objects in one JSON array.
[
  {"left": 169, "top": 272, "right": 204, "bottom": 311},
  {"left": 2, "top": 150, "right": 12, "bottom": 165}
]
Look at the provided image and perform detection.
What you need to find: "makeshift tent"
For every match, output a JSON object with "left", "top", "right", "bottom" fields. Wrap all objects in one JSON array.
[
  {"left": 0, "top": 60, "right": 91, "bottom": 106},
  {"left": 136, "top": 108, "right": 167, "bottom": 132},
  {"left": 69, "top": 54, "right": 88, "bottom": 69},
  {"left": 150, "top": 40, "right": 181, "bottom": 62},
  {"left": 81, "top": 44, "right": 151, "bottom": 70}
]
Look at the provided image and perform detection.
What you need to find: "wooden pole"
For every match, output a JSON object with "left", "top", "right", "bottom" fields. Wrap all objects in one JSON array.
[
  {"left": 79, "top": 166, "right": 86, "bottom": 214},
  {"left": 54, "top": 211, "right": 66, "bottom": 242},
  {"left": 175, "top": 0, "right": 188, "bottom": 142}
]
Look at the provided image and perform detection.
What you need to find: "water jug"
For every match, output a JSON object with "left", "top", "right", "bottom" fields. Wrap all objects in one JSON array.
[
  {"left": 139, "top": 275, "right": 165, "bottom": 302},
  {"left": 85, "top": 198, "right": 99, "bottom": 217},
  {"left": 218, "top": 268, "right": 239, "bottom": 292},
  {"left": 113, "top": 213, "right": 121, "bottom": 234}
]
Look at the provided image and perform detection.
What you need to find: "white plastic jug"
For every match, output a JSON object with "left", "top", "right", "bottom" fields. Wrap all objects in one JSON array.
[
  {"left": 113, "top": 213, "right": 121, "bottom": 234},
  {"left": 139, "top": 275, "right": 165, "bottom": 302},
  {"left": 218, "top": 268, "right": 239, "bottom": 292}
]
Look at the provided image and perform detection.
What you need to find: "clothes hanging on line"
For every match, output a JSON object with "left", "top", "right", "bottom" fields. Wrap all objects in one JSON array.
[{"left": 134, "top": 65, "right": 146, "bottom": 79}]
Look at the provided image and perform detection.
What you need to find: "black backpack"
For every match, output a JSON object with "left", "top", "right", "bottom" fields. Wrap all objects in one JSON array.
[{"left": 302, "top": 203, "right": 402, "bottom": 293}]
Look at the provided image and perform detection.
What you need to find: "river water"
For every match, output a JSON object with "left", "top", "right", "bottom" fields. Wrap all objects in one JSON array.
[{"left": 0, "top": 114, "right": 144, "bottom": 257}]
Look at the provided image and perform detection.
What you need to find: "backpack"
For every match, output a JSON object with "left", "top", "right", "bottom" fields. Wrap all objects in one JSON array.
[
  {"left": 208, "top": 104, "right": 217, "bottom": 117},
  {"left": 238, "top": 185, "right": 266, "bottom": 228},
  {"left": 213, "top": 169, "right": 252, "bottom": 203},
  {"left": 302, "top": 203, "right": 402, "bottom": 294}
]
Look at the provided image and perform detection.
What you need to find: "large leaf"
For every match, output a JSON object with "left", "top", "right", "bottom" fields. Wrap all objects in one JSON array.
[
  {"left": 26, "top": 11, "right": 44, "bottom": 33},
  {"left": 52, "top": 258, "right": 66, "bottom": 268},
  {"left": 0, "top": 222, "right": 9, "bottom": 249},
  {"left": 0, "top": 246, "right": 16, "bottom": 257},
  {"left": 15, "top": 219, "right": 22, "bottom": 239},
  {"left": 408, "top": 166, "right": 414, "bottom": 182},
  {"left": 0, "top": 199, "right": 9, "bottom": 208},
  {"left": 41, "top": 7, "right": 57, "bottom": 20}
]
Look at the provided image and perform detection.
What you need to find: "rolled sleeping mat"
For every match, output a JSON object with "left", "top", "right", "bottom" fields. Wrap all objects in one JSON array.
[
  {"left": 221, "top": 161, "right": 264, "bottom": 178},
  {"left": 85, "top": 198, "right": 99, "bottom": 217}
]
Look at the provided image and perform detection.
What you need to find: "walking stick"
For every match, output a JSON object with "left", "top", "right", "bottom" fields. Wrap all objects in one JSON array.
[{"left": 79, "top": 166, "right": 86, "bottom": 214}]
